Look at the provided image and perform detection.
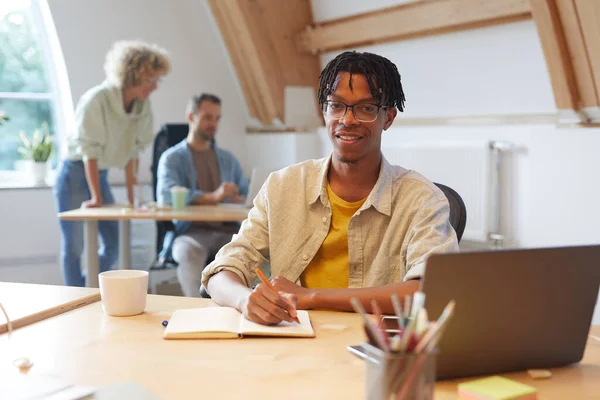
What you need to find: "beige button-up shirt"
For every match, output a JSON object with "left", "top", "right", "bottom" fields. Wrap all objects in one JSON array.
[{"left": 202, "top": 154, "right": 458, "bottom": 289}]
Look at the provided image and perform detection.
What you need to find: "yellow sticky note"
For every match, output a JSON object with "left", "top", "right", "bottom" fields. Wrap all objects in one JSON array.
[{"left": 458, "top": 376, "right": 537, "bottom": 400}]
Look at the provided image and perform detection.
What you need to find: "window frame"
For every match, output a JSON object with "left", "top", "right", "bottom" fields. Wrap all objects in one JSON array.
[{"left": 0, "top": 0, "right": 73, "bottom": 187}]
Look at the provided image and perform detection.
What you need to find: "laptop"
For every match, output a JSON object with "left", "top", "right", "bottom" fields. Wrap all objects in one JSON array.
[
  {"left": 218, "top": 167, "right": 270, "bottom": 209},
  {"left": 422, "top": 245, "right": 600, "bottom": 379}
]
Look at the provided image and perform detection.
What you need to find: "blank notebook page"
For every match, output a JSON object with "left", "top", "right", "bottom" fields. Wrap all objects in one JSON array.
[
  {"left": 239, "top": 310, "right": 315, "bottom": 337},
  {"left": 167, "top": 307, "right": 240, "bottom": 335}
]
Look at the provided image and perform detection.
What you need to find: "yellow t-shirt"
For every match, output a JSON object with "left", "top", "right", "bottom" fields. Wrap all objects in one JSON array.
[{"left": 301, "top": 183, "right": 367, "bottom": 289}]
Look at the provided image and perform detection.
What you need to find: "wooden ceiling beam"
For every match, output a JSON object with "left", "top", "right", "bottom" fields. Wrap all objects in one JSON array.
[
  {"left": 530, "top": 0, "right": 580, "bottom": 112},
  {"left": 554, "top": 0, "right": 599, "bottom": 109},
  {"left": 296, "top": 0, "right": 532, "bottom": 54},
  {"left": 210, "top": 2, "right": 262, "bottom": 122},
  {"left": 531, "top": 0, "right": 600, "bottom": 123},
  {"left": 574, "top": 0, "right": 600, "bottom": 117},
  {"left": 208, "top": 0, "right": 321, "bottom": 127}
]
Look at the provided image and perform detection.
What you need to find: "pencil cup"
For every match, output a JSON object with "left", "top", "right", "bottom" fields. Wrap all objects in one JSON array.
[
  {"left": 363, "top": 342, "right": 437, "bottom": 400},
  {"left": 170, "top": 186, "right": 188, "bottom": 210},
  {"left": 99, "top": 270, "right": 148, "bottom": 317}
]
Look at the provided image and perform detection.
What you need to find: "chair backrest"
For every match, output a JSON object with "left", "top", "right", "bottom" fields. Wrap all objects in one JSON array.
[
  {"left": 151, "top": 123, "right": 188, "bottom": 201},
  {"left": 434, "top": 182, "right": 467, "bottom": 243},
  {"left": 151, "top": 123, "right": 188, "bottom": 256}
]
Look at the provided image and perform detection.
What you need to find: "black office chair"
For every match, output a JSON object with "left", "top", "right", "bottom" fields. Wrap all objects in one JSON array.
[
  {"left": 434, "top": 182, "right": 467, "bottom": 243},
  {"left": 149, "top": 123, "right": 188, "bottom": 269}
]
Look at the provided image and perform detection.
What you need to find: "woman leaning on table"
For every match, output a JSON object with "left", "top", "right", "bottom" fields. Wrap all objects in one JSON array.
[{"left": 54, "top": 41, "right": 171, "bottom": 287}]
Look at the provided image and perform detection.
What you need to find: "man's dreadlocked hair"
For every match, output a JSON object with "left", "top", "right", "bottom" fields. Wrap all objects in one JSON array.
[{"left": 317, "top": 51, "right": 406, "bottom": 112}]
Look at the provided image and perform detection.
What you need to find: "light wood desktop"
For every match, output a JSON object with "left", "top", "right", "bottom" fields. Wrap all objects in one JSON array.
[
  {"left": 0, "top": 291, "right": 597, "bottom": 399},
  {"left": 0, "top": 282, "right": 99, "bottom": 334},
  {"left": 437, "top": 331, "right": 600, "bottom": 399},
  {"left": 57, "top": 205, "right": 249, "bottom": 287}
]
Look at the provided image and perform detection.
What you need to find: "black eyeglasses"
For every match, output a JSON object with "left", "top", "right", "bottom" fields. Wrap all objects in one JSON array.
[{"left": 322, "top": 101, "right": 387, "bottom": 123}]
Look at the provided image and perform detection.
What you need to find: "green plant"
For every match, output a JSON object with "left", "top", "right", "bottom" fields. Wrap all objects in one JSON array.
[
  {"left": 18, "top": 121, "right": 53, "bottom": 162},
  {"left": 0, "top": 112, "right": 8, "bottom": 125}
]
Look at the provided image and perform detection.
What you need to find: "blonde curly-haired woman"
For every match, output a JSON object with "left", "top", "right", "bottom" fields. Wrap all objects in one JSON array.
[{"left": 54, "top": 41, "right": 170, "bottom": 286}]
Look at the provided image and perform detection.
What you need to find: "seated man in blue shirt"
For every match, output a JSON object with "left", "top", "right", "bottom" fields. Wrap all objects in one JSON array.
[{"left": 157, "top": 93, "right": 248, "bottom": 297}]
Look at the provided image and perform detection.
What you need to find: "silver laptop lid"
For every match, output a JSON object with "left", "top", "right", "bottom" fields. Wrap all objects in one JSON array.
[{"left": 422, "top": 245, "right": 600, "bottom": 380}]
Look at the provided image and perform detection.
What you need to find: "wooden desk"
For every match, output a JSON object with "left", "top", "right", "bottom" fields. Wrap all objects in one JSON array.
[
  {"left": 0, "top": 292, "right": 598, "bottom": 399},
  {"left": 435, "top": 330, "right": 600, "bottom": 399},
  {"left": 0, "top": 282, "right": 99, "bottom": 334},
  {"left": 57, "top": 205, "right": 249, "bottom": 287}
]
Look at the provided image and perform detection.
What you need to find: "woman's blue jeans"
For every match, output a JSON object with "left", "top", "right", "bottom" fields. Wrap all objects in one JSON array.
[{"left": 53, "top": 160, "right": 118, "bottom": 286}]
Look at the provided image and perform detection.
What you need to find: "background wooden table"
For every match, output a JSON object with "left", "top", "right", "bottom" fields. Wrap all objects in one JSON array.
[{"left": 57, "top": 205, "right": 249, "bottom": 287}]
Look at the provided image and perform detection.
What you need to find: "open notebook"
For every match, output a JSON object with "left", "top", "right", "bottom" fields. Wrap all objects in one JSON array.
[{"left": 163, "top": 307, "right": 315, "bottom": 339}]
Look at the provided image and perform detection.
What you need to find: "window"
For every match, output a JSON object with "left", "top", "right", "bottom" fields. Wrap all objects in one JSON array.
[{"left": 0, "top": 0, "right": 62, "bottom": 174}]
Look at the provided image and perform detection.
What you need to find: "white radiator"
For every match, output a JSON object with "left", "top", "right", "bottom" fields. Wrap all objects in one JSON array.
[{"left": 383, "top": 140, "right": 503, "bottom": 243}]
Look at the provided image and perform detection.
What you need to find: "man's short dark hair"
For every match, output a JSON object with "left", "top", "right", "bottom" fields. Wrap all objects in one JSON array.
[
  {"left": 317, "top": 51, "right": 406, "bottom": 112},
  {"left": 187, "top": 93, "right": 221, "bottom": 115}
]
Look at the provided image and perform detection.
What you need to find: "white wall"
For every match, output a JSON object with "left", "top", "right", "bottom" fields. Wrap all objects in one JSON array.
[
  {"left": 0, "top": 189, "right": 61, "bottom": 283},
  {"left": 0, "top": 186, "right": 155, "bottom": 284},
  {"left": 246, "top": 133, "right": 321, "bottom": 172},
  {"left": 319, "top": 21, "right": 557, "bottom": 118},
  {"left": 311, "top": 0, "right": 419, "bottom": 22},
  {"left": 384, "top": 124, "right": 600, "bottom": 248}
]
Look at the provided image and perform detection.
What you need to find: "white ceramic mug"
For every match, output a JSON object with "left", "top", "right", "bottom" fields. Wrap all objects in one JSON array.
[{"left": 99, "top": 270, "right": 148, "bottom": 316}]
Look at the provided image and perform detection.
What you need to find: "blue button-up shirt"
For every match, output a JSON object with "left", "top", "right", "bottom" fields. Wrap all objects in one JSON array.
[{"left": 156, "top": 140, "right": 248, "bottom": 260}]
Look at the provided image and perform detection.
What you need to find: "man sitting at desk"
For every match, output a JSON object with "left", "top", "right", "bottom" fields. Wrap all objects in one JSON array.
[
  {"left": 202, "top": 51, "right": 459, "bottom": 325},
  {"left": 157, "top": 93, "right": 248, "bottom": 297}
]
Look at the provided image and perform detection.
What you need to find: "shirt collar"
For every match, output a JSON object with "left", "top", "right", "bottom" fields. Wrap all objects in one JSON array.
[{"left": 308, "top": 153, "right": 393, "bottom": 216}]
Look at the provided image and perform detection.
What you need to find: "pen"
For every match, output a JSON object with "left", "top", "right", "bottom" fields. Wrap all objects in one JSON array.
[
  {"left": 350, "top": 298, "right": 389, "bottom": 352},
  {"left": 391, "top": 294, "right": 405, "bottom": 329},
  {"left": 423, "top": 300, "right": 455, "bottom": 352},
  {"left": 404, "top": 294, "right": 412, "bottom": 321},
  {"left": 410, "top": 291, "right": 426, "bottom": 319},
  {"left": 254, "top": 268, "right": 300, "bottom": 324},
  {"left": 371, "top": 300, "right": 390, "bottom": 347},
  {"left": 398, "top": 308, "right": 419, "bottom": 352},
  {"left": 371, "top": 299, "right": 384, "bottom": 329},
  {"left": 416, "top": 308, "right": 429, "bottom": 338}
]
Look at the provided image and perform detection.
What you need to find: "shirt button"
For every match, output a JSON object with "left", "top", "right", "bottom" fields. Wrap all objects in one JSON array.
[
  {"left": 322, "top": 217, "right": 327, "bottom": 223},
  {"left": 302, "top": 254, "right": 308, "bottom": 261}
]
